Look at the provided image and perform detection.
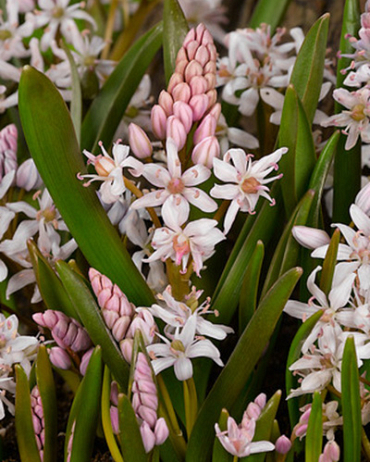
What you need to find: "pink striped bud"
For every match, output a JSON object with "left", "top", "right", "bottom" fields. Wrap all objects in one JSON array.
[
  {"left": 275, "top": 435, "right": 292, "bottom": 454},
  {"left": 206, "top": 89, "right": 218, "bottom": 110},
  {"left": 31, "top": 386, "right": 44, "bottom": 461},
  {"left": 49, "top": 347, "right": 72, "bottom": 370},
  {"left": 151, "top": 105, "right": 167, "bottom": 140},
  {"left": 16, "top": 158, "right": 43, "bottom": 191},
  {"left": 204, "top": 72, "right": 217, "bottom": 91},
  {"left": 292, "top": 226, "right": 330, "bottom": 250},
  {"left": 254, "top": 393, "right": 267, "bottom": 410},
  {"left": 110, "top": 405, "right": 119, "bottom": 434},
  {"left": 193, "top": 114, "right": 217, "bottom": 145},
  {"left": 195, "top": 45, "right": 211, "bottom": 67},
  {"left": 185, "top": 40, "right": 200, "bottom": 61},
  {"left": 167, "top": 72, "right": 184, "bottom": 94},
  {"left": 128, "top": 123, "right": 153, "bottom": 159},
  {"left": 79, "top": 347, "right": 94, "bottom": 375},
  {"left": 154, "top": 418, "right": 169, "bottom": 445},
  {"left": 0, "top": 124, "right": 18, "bottom": 181},
  {"left": 189, "top": 94, "right": 209, "bottom": 121},
  {"left": 356, "top": 182, "right": 370, "bottom": 215},
  {"left": 111, "top": 381, "right": 119, "bottom": 406},
  {"left": 173, "top": 101, "right": 193, "bottom": 133},
  {"left": 125, "top": 309, "right": 157, "bottom": 345},
  {"left": 245, "top": 402, "right": 261, "bottom": 420},
  {"left": 172, "top": 82, "right": 191, "bottom": 103},
  {"left": 294, "top": 423, "right": 308, "bottom": 438},
  {"left": 174, "top": 59, "right": 188, "bottom": 76},
  {"left": 209, "top": 102, "right": 222, "bottom": 121},
  {"left": 184, "top": 61, "right": 203, "bottom": 82},
  {"left": 183, "top": 28, "right": 196, "bottom": 47},
  {"left": 158, "top": 90, "right": 174, "bottom": 117},
  {"left": 111, "top": 315, "right": 131, "bottom": 342},
  {"left": 140, "top": 422, "right": 156, "bottom": 453},
  {"left": 120, "top": 338, "right": 133, "bottom": 363},
  {"left": 192, "top": 136, "right": 220, "bottom": 168},
  {"left": 204, "top": 61, "right": 216, "bottom": 74},
  {"left": 189, "top": 75, "right": 208, "bottom": 96},
  {"left": 175, "top": 47, "right": 187, "bottom": 64},
  {"left": 166, "top": 116, "right": 187, "bottom": 150}
]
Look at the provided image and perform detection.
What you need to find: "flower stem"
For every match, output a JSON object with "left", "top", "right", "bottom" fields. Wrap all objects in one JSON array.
[
  {"left": 183, "top": 377, "right": 198, "bottom": 438},
  {"left": 166, "top": 259, "right": 193, "bottom": 300},
  {"left": 212, "top": 199, "right": 229, "bottom": 225},
  {"left": 101, "top": 0, "right": 119, "bottom": 59},
  {"left": 362, "top": 428, "right": 370, "bottom": 460},
  {"left": 232, "top": 456, "right": 238, "bottom": 462}
]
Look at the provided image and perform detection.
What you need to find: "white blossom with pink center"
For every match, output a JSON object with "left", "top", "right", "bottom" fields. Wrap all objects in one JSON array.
[{"left": 211, "top": 147, "right": 287, "bottom": 234}]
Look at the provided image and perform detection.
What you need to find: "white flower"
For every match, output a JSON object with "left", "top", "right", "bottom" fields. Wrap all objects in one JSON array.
[
  {"left": 145, "top": 199, "right": 225, "bottom": 276},
  {"left": 147, "top": 314, "right": 223, "bottom": 381},
  {"left": 211, "top": 147, "right": 287, "bottom": 234},
  {"left": 131, "top": 138, "right": 217, "bottom": 219}
]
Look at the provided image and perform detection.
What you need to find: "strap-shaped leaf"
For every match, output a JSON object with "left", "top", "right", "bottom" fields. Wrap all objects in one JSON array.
[
  {"left": 290, "top": 13, "right": 329, "bottom": 125},
  {"left": 36, "top": 346, "right": 57, "bottom": 462},
  {"left": 305, "top": 392, "right": 323, "bottom": 462},
  {"left": 118, "top": 393, "right": 147, "bottom": 462},
  {"left": 249, "top": 0, "right": 292, "bottom": 32},
  {"left": 18, "top": 65, "right": 155, "bottom": 308},
  {"left": 319, "top": 229, "right": 340, "bottom": 296},
  {"left": 163, "top": 0, "right": 188, "bottom": 84},
  {"left": 342, "top": 336, "right": 362, "bottom": 462},
  {"left": 56, "top": 261, "right": 130, "bottom": 388},
  {"left": 15, "top": 365, "right": 42, "bottom": 462},
  {"left": 186, "top": 267, "right": 302, "bottom": 461},
  {"left": 65, "top": 346, "right": 103, "bottom": 462},
  {"left": 278, "top": 85, "right": 316, "bottom": 216},
  {"left": 81, "top": 22, "right": 163, "bottom": 153}
]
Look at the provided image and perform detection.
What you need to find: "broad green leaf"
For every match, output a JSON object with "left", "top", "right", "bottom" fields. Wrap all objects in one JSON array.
[
  {"left": 239, "top": 240, "right": 264, "bottom": 334},
  {"left": 18, "top": 65, "right": 155, "bottom": 307},
  {"left": 56, "top": 261, "right": 130, "bottom": 388},
  {"left": 243, "top": 391, "right": 282, "bottom": 462},
  {"left": 81, "top": 22, "right": 163, "bottom": 153},
  {"left": 342, "top": 336, "right": 362, "bottom": 462},
  {"left": 212, "top": 185, "right": 282, "bottom": 325},
  {"left": 36, "top": 346, "right": 57, "bottom": 462},
  {"left": 319, "top": 228, "right": 340, "bottom": 296},
  {"left": 163, "top": 0, "right": 188, "bottom": 83},
  {"left": 15, "top": 365, "right": 42, "bottom": 462},
  {"left": 278, "top": 85, "right": 316, "bottom": 216},
  {"left": 249, "top": 0, "right": 292, "bottom": 32},
  {"left": 285, "top": 310, "right": 323, "bottom": 427},
  {"left": 261, "top": 189, "right": 314, "bottom": 297},
  {"left": 65, "top": 346, "right": 103, "bottom": 462},
  {"left": 290, "top": 14, "right": 329, "bottom": 124},
  {"left": 118, "top": 393, "right": 147, "bottom": 462},
  {"left": 212, "top": 409, "right": 233, "bottom": 462},
  {"left": 27, "top": 240, "right": 79, "bottom": 320},
  {"left": 305, "top": 392, "right": 322, "bottom": 462},
  {"left": 186, "top": 267, "right": 302, "bottom": 461}
]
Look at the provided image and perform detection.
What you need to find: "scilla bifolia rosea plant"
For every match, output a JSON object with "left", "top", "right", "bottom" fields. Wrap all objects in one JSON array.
[{"left": 0, "top": 0, "right": 369, "bottom": 460}]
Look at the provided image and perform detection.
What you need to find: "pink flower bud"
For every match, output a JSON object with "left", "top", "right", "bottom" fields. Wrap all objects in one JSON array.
[
  {"left": 70, "top": 326, "right": 92, "bottom": 352},
  {"left": 79, "top": 347, "right": 94, "bottom": 375},
  {"left": 195, "top": 45, "right": 210, "bottom": 67},
  {"left": 111, "top": 315, "right": 131, "bottom": 341},
  {"left": 294, "top": 423, "right": 308, "bottom": 438},
  {"left": 0, "top": 124, "right": 18, "bottom": 180},
  {"left": 172, "top": 82, "right": 191, "bottom": 103},
  {"left": 189, "top": 94, "right": 209, "bottom": 121},
  {"left": 128, "top": 123, "right": 153, "bottom": 159},
  {"left": 175, "top": 47, "right": 187, "bottom": 64},
  {"left": 189, "top": 75, "right": 208, "bottom": 96},
  {"left": 209, "top": 102, "right": 221, "bottom": 121},
  {"left": 326, "top": 440, "right": 340, "bottom": 461},
  {"left": 158, "top": 90, "right": 174, "bottom": 117},
  {"left": 102, "top": 309, "right": 119, "bottom": 329},
  {"left": 49, "top": 347, "right": 72, "bottom": 370},
  {"left": 140, "top": 421, "right": 156, "bottom": 453},
  {"left": 120, "top": 338, "right": 133, "bottom": 363},
  {"left": 204, "top": 61, "right": 216, "bottom": 74},
  {"left": 110, "top": 405, "right": 119, "bottom": 434},
  {"left": 184, "top": 61, "right": 203, "bottom": 82},
  {"left": 245, "top": 402, "right": 261, "bottom": 420},
  {"left": 154, "top": 418, "right": 169, "bottom": 445},
  {"left": 292, "top": 226, "right": 330, "bottom": 250},
  {"left": 193, "top": 114, "right": 217, "bottom": 144},
  {"left": 151, "top": 105, "right": 167, "bottom": 140},
  {"left": 174, "top": 59, "right": 188, "bottom": 76},
  {"left": 166, "top": 116, "right": 187, "bottom": 150},
  {"left": 183, "top": 28, "right": 196, "bottom": 47},
  {"left": 173, "top": 101, "right": 193, "bottom": 133},
  {"left": 33, "top": 414, "right": 42, "bottom": 434},
  {"left": 140, "top": 391, "right": 158, "bottom": 411},
  {"left": 275, "top": 435, "right": 292, "bottom": 454},
  {"left": 254, "top": 393, "right": 267, "bottom": 410},
  {"left": 138, "top": 405, "right": 158, "bottom": 428},
  {"left": 195, "top": 23, "right": 207, "bottom": 43},
  {"left": 16, "top": 158, "right": 43, "bottom": 191},
  {"left": 185, "top": 40, "right": 200, "bottom": 61},
  {"left": 206, "top": 89, "right": 218, "bottom": 109},
  {"left": 192, "top": 136, "right": 220, "bottom": 168},
  {"left": 204, "top": 72, "right": 217, "bottom": 91},
  {"left": 167, "top": 72, "right": 184, "bottom": 94}
]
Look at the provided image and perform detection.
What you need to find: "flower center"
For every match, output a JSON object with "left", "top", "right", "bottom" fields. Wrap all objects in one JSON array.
[
  {"left": 37, "top": 206, "right": 57, "bottom": 223},
  {"left": 83, "top": 55, "right": 96, "bottom": 68},
  {"left": 167, "top": 177, "right": 185, "bottom": 194},
  {"left": 95, "top": 157, "right": 115, "bottom": 176},
  {"left": 0, "top": 30, "right": 12, "bottom": 41},
  {"left": 351, "top": 104, "right": 366, "bottom": 121},
  {"left": 171, "top": 339, "right": 185, "bottom": 353},
  {"left": 52, "top": 6, "right": 65, "bottom": 18},
  {"left": 241, "top": 176, "right": 260, "bottom": 194},
  {"left": 0, "top": 334, "right": 6, "bottom": 349},
  {"left": 173, "top": 235, "right": 190, "bottom": 265}
]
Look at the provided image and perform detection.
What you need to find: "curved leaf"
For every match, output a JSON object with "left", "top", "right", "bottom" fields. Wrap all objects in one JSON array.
[
  {"left": 305, "top": 392, "right": 322, "bottom": 462},
  {"left": 249, "top": 0, "right": 292, "bottom": 32},
  {"left": 18, "top": 65, "right": 155, "bottom": 307}
]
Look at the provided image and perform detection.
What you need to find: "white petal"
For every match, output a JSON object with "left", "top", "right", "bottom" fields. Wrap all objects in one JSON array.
[{"left": 174, "top": 357, "right": 193, "bottom": 381}]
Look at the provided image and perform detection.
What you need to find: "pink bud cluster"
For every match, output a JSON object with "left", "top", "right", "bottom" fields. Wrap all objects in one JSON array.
[
  {"left": 31, "top": 385, "right": 45, "bottom": 461},
  {"left": 132, "top": 352, "right": 169, "bottom": 453},
  {"left": 89, "top": 268, "right": 157, "bottom": 363},
  {"left": 0, "top": 124, "right": 17, "bottom": 180},
  {"left": 319, "top": 440, "right": 340, "bottom": 462},
  {"left": 33, "top": 310, "right": 92, "bottom": 370},
  {"left": 151, "top": 23, "right": 221, "bottom": 167}
]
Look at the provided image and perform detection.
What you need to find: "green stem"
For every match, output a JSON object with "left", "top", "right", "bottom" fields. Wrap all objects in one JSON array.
[
  {"left": 183, "top": 377, "right": 198, "bottom": 438},
  {"left": 362, "top": 428, "right": 370, "bottom": 461},
  {"left": 232, "top": 456, "right": 238, "bottom": 462}
]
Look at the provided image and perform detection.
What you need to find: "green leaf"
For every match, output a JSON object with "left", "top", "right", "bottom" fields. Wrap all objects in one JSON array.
[
  {"left": 186, "top": 267, "right": 302, "bottom": 461},
  {"left": 342, "top": 336, "right": 362, "bottom": 462},
  {"left": 81, "top": 22, "right": 163, "bottom": 153},
  {"left": 27, "top": 240, "right": 79, "bottom": 320},
  {"left": 36, "top": 346, "right": 57, "bottom": 462},
  {"left": 248, "top": 0, "right": 292, "bottom": 32},
  {"left": 290, "top": 13, "right": 330, "bottom": 124},
  {"left": 261, "top": 189, "right": 315, "bottom": 297},
  {"left": 278, "top": 85, "right": 316, "bottom": 216},
  {"left": 65, "top": 346, "right": 103, "bottom": 462},
  {"left": 212, "top": 409, "right": 233, "bottom": 462},
  {"left": 61, "top": 41, "right": 82, "bottom": 145},
  {"left": 285, "top": 310, "right": 323, "bottom": 428},
  {"left": 118, "top": 393, "right": 147, "bottom": 462},
  {"left": 56, "top": 261, "right": 130, "bottom": 388},
  {"left": 305, "top": 392, "right": 322, "bottom": 462},
  {"left": 238, "top": 240, "right": 264, "bottom": 335},
  {"left": 319, "top": 228, "right": 340, "bottom": 296},
  {"left": 163, "top": 0, "right": 188, "bottom": 84},
  {"left": 15, "top": 365, "right": 42, "bottom": 462},
  {"left": 18, "top": 65, "right": 155, "bottom": 307}
]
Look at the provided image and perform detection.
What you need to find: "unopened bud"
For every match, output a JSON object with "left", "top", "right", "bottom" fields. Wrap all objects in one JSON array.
[
  {"left": 151, "top": 105, "right": 167, "bottom": 140},
  {"left": 166, "top": 116, "right": 187, "bottom": 150},
  {"left": 128, "top": 123, "right": 153, "bottom": 159},
  {"left": 173, "top": 101, "right": 193, "bottom": 133},
  {"left": 275, "top": 435, "right": 292, "bottom": 454},
  {"left": 16, "top": 158, "right": 43, "bottom": 191},
  {"left": 192, "top": 136, "right": 220, "bottom": 168},
  {"left": 189, "top": 94, "right": 209, "bottom": 121},
  {"left": 49, "top": 347, "right": 72, "bottom": 370}
]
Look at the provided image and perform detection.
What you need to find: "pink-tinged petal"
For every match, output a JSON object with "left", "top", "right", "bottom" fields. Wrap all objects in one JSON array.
[
  {"left": 248, "top": 441, "right": 275, "bottom": 455},
  {"left": 355, "top": 181, "right": 370, "bottom": 215},
  {"left": 251, "top": 147, "right": 287, "bottom": 174},
  {"left": 350, "top": 204, "right": 370, "bottom": 235},
  {"left": 332, "top": 261, "right": 359, "bottom": 286},
  {"left": 7, "top": 201, "right": 37, "bottom": 218},
  {"left": 0, "top": 260, "right": 8, "bottom": 282},
  {"left": 182, "top": 164, "right": 211, "bottom": 186},
  {"left": 166, "top": 138, "right": 182, "bottom": 178},
  {"left": 174, "top": 357, "right": 193, "bottom": 381},
  {"left": 212, "top": 157, "right": 238, "bottom": 183},
  {"left": 0, "top": 208, "right": 15, "bottom": 239},
  {"left": 150, "top": 356, "right": 176, "bottom": 375},
  {"left": 186, "top": 339, "right": 223, "bottom": 367},
  {"left": 358, "top": 264, "right": 370, "bottom": 291},
  {"left": 6, "top": 269, "right": 35, "bottom": 298},
  {"left": 300, "top": 370, "right": 332, "bottom": 391},
  {"left": 289, "top": 355, "right": 322, "bottom": 371},
  {"left": 260, "top": 87, "right": 284, "bottom": 110},
  {"left": 328, "top": 272, "right": 355, "bottom": 310},
  {"left": 292, "top": 226, "right": 330, "bottom": 249},
  {"left": 333, "top": 223, "right": 357, "bottom": 248},
  {"left": 345, "top": 123, "right": 360, "bottom": 150},
  {"left": 227, "top": 128, "right": 259, "bottom": 150},
  {"left": 283, "top": 300, "right": 318, "bottom": 320},
  {"left": 131, "top": 190, "right": 169, "bottom": 209},
  {"left": 178, "top": 315, "right": 197, "bottom": 347},
  {"left": 142, "top": 164, "right": 171, "bottom": 187},
  {"left": 0, "top": 170, "right": 16, "bottom": 199},
  {"left": 182, "top": 187, "right": 217, "bottom": 212},
  {"left": 195, "top": 317, "right": 233, "bottom": 340},
  {"left": 162, "top": 197, "right": 189, "bottom": 228},
  {"left": 307, "top": 266, "right": 327, "bottom": 307},
  {"left": 210, "top": 184, "right": 239, "bottom": 200},
  {"left": 184, "top": 218, "right": 219, "bottom": 237},
  {"left": 239, "top": 87, "right": 259, "bottom": 116},
  {"left": 227, "top": 149, "right": 247, "bottom": 175},
  {"left": 223, "top": 198, "right": 241, "bottom": 235}
]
